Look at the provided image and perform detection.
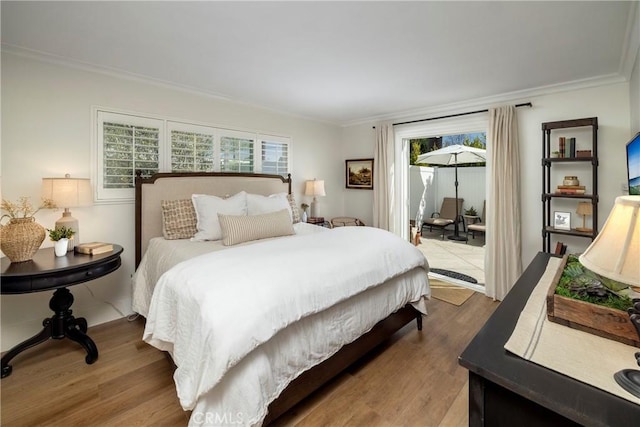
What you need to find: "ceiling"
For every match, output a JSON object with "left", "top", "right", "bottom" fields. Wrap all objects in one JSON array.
[{"left": 1, "top": 1, "right": 637, "bottom": 125}]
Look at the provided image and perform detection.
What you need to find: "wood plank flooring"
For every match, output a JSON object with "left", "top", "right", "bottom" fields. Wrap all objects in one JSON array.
[{"left": 0, "top": 293, "right": 498, "bottom": 426}]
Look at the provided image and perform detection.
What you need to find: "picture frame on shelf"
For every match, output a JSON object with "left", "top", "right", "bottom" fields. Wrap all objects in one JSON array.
[
  {"left": 345, "top": 158, "right": 374, "bottom": 190},
  {"left": 554, "top": 211, "right": 571, "bottom": 230}
]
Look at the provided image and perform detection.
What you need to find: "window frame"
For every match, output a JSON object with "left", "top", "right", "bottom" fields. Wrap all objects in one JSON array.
[
  {"left": 96, "top": 111, "right": 165, "bottom": 202},
  {"left": 93, "top": 108, "right": 292, "bottom": 203}
]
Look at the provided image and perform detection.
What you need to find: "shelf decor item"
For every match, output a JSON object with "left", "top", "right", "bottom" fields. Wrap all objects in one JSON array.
[
  {"left": 0, "top": 197, "right": 56, "bottom": 263},
  {"left": 575, "top": 202, "right": 593, "bottom": 232},
  {"left": 553, "top": 211, "right": 571, "bottom": 230}
]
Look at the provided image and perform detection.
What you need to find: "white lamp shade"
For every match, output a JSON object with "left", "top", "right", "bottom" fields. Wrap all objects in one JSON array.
[
  {"left": 579, "top": 196, "right": 640, "bottom": 286},
  {"left": 42, "top": 176, "right": 92, "bottom": 208},
  {"left": 305, "top": 180, "right": 326, "bottom": 197}
]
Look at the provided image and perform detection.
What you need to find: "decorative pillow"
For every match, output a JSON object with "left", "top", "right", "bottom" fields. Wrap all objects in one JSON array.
[
  {"left": 192, "top": 191, "right": 247, "bottom": 241},
  {"left": 161, "top": 199, "right": 198, "bottom": 240},
  {"left": 246, "top": 192, "right": 293, "bottom": 222},
  {"left": 287, "top": 194, "right": 301, "bottom": 223},
  {"left": 218, "top": 209, "right": 295, "bottom": 246}
]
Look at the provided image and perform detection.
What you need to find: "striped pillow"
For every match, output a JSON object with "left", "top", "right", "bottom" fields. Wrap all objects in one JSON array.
[
  {"left": 161, "top": 199, "right": 198, "bottom": 240},
  {"left": 218, "top": 209, "right": 295, "bottom": 246}
]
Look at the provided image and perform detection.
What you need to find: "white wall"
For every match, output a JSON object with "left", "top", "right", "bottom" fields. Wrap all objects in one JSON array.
[
  {"left": 341, "top": 82, "right": 631, "bottom": 269},
  {"left": 631, "top": 45, "right": 640, "bottom": 135},
  {"left": 0, "top": 52, "right": 343, "bottom": 351}
]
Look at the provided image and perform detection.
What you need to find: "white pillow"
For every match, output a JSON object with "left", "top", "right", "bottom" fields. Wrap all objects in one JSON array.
[
  {"left": 192, "top": 191, "right": 247, "bottom": 241},
  {"left": 246, "top": 192, "right": 293, "bottom": 221}
]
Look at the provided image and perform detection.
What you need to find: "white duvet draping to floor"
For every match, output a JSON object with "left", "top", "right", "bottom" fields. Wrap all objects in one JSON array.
[{"left": 142, "top": 226, "right": 430, "bottom": 425}]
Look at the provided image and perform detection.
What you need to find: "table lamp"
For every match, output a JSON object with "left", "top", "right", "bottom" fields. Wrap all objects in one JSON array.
[
  {"left": 575, "top": 202, "right": 593, "bottom": 232},
  {"left": 42, "top": 174, "right": 92, "bottom": 251},
  {"left": 305, "top": 179, "right": 326, "bottom": 218},
  {"left": 579, "top": 195, "right": 640, "bottom": 398}
]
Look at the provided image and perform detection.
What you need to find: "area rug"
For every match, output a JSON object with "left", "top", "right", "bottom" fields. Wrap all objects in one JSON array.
[
  {"left": 430, "top": 268, "right": 478, "bottom": 284},
  {"left": 429, "top": 278, "right": 475, "bottom": 306}
]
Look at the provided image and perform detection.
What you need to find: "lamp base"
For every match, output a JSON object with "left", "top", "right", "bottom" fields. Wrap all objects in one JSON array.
[
  {"left": 310, "top": 197, "right": 319, "bottom": 218},
  {"left": 575, "top": 227, "right": 593, "bottom": 233},
  {"left": 614, "top": 369, "right": 640, "bottom": 398}
]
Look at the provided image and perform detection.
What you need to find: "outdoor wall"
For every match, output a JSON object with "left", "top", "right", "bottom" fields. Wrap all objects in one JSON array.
[
  {"left": 410, "top": 165, "right": 486, "bottom": 224},
  {"left": 409, "top": 166, "right": 435, "bottom": 222},
  {"left": 0, "top": 52, "right": 343, "bottom": 351}
]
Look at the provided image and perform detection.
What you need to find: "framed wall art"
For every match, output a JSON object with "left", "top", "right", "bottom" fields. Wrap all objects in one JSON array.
[
  {"left": 345, "top": 158, "right": 374, "bottom": 190},
  {"left": 554, "top": 211, "right": 571, "bottom": 230}
]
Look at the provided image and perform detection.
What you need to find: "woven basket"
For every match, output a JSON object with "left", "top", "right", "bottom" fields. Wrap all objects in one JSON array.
[{"left": 0, "top": 217, "right": 46, "bottom": 262}]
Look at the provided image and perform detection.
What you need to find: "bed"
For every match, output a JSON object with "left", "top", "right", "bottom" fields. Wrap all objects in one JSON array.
[{"left": 133, "top": 171, "right": 430, "bottom": 426}]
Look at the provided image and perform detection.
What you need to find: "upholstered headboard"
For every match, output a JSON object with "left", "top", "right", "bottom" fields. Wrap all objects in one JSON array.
[{"left": 134, "top": 172, "right": 292, "bottom": 266}]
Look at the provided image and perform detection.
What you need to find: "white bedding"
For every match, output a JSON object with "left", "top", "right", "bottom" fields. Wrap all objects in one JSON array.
[
  {"left": 136, "top": 225, "right": 430, "bottom": 426},
  {"left": 132, "top": 222, "right": 326, "bottom": 317}
]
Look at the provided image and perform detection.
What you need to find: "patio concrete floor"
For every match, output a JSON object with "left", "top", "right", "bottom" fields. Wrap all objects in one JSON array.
[{"left": 416, "top": 227, "right": 485, "bottom": 293}]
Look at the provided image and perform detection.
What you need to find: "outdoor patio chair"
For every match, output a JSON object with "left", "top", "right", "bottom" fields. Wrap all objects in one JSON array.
[
  {"left": 467, "top": 200, "right": 486, "bottom": 242},
  {"left": 421, "top": 197, "right": 464, "bottom": 239}
]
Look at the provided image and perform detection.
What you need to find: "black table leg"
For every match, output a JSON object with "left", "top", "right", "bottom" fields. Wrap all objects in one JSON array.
[
  {"left": 1, "top": 287, "right": 99, "bottom": 378},
  {"left": 1, "top": 320, "right": 52, "bottom": 378}
]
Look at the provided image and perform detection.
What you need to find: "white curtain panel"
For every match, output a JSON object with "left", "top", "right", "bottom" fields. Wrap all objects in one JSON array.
[
  {"left": 373, "top": 123, "right": 394, "bottom": 230},
  {"left": 486, "top": 106, "right": 522, "bottom": 300}
]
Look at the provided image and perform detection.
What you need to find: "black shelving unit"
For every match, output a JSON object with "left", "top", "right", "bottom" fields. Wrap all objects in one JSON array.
[{"left": 541, "top": 117, "right": 598, "bottom": 253}]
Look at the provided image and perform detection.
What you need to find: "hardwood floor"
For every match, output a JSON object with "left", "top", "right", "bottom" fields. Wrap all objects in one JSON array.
[{"left": 0, "top": 294, "right": 498, "bottom": 426}]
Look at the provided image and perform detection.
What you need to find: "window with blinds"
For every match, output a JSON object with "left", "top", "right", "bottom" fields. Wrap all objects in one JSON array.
[
  {"left": 261, "top": 138, "right": 289, "bottom": 176},
  {"left": 95, "top": 109, "right": 291, "bottom": 202},
  {"left": 220, "top": 135, "right": 255, "bottom": 173},
  {"left": 171, "top": 130, "right": 214, "bottom": 172},
  {"left": 103, "top": 122, "right": 160, "bottom": 187}
]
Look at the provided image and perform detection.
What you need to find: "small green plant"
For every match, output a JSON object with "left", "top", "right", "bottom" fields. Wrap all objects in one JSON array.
[
  {"left": 301, "top": 203, "right": 309, "bottom": 212},
  {"left": 47, "top": 226, "right": 75, "bottom": 241},
  {"left": 464, "top": 206, "right": 477, "bottom": 216},
  {"left": 555, "top": 255, "right": 633, "bottom": 311}
]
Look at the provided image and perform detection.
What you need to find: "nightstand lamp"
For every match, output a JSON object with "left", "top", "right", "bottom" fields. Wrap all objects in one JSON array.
[
  {"left": 575, "top": 202, "right": 593, "bottom": 232},
  {"left": 42, "top": 174, "right": 92, "bottom": 251},
  {"left": 579, "top": 195, "right": 640, "bottom": 398},
  {"left": 305, "top": 178, "right": 326, "bottom": 218}
]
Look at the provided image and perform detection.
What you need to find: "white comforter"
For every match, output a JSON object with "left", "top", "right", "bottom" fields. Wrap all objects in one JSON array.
[{"left": 143, "top": 226, "right": 429, "bottom": 424}]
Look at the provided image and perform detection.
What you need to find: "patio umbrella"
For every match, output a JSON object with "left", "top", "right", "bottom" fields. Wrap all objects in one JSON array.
[{"left": 416, "top": 144, "right": 486, "bottom": 241}]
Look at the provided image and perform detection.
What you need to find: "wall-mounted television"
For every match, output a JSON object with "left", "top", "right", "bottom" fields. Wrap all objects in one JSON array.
[{"left": 628, "top": 132, "right": 640, "bottom": 195}]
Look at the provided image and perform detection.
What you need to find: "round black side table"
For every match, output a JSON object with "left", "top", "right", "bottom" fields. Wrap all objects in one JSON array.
[{"left": 1, "top": 244, "right": 123, "bottom": 378}]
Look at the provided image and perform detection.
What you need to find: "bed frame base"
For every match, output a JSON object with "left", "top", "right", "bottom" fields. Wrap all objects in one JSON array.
[{"left": 264, "top": 304, "right": 422, "bottom": 424}]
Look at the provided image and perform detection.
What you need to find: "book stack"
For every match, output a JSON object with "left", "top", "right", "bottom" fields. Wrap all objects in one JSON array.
[
  {"left": 557, "top": 137, "right": 577, "bottom": 158},
  {"left": 555, "top": 185, "right": 586, "bottom": 195},
  {"left": 554, "top": 242, "right": 568, "bottom": 255},
  {"left": 75, "top": 242, "right": 113, "bottom": 255}
]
